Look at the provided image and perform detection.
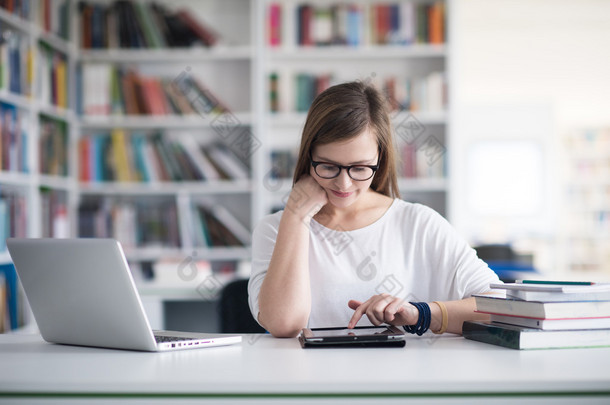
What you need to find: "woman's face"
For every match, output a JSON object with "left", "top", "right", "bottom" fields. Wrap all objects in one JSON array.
[{"left": 310, "top": 130, "right": 379, "bottom": 209}]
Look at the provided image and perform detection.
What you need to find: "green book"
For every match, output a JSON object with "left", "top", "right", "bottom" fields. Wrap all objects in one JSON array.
[{"left": 463, "top": 321, "right": 610, "bottom": 350}]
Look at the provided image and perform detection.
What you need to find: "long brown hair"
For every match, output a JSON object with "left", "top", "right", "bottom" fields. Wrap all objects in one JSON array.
[{"left": 292, "top": 81, "right": 400, "bottom": 198}]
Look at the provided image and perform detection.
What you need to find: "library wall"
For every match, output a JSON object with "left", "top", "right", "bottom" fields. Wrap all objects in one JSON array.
[{"left": 451, "top": 0, "right": 610, "bottom": 275}]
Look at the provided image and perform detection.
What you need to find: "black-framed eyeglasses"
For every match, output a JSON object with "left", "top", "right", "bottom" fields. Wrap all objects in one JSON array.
[{"left": 310, "top": 152, "right": 379, "bottom": 181}]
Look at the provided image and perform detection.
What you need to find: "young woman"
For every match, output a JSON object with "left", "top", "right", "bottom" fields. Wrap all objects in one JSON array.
[{"left": 248, "top": 81, "right": 500, "bottom": 338}]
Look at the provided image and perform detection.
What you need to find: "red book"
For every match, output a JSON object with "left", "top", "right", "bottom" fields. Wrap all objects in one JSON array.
[
  {"left": 142, "top": 78, "right": 166, "bottom": 115},
  {"left": 79, "top": 138, "right": 90, "bottom": 182},
  {"left": 81, "top": 3, "right": 93, "bottom": 49},
  {"left": 300, "top": 5, "right": 313, "bottom": 46},
  {"left": 43, "top": 0, "right": 51, "bottom": 32},
  {"left": 316, "top": 74, "right": 331, "bottom": 97},
  {"left": 121, "top": 71, "right": 139, "bottom": 115},
  {"left": 376, "top": 5, "right": 390, "bottom": 45},
  {"left": 268, "top": 3, "right": 282, "bottom": 46}
]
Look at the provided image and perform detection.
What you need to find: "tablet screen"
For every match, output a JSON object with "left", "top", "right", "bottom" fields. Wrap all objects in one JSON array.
[{"left": 308, "top": 327, "right": 398, "bottom": 337}]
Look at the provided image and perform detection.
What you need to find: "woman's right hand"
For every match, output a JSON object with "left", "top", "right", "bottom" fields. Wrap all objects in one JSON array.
[{"left": 284, "top": 175, "right": 328, "bottom": 223}]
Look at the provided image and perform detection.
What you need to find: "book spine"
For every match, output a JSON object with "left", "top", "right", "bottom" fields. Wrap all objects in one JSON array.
[
  {"left": 462, "top": 321, "right": 521, "bottom": 349},
  {"left": 0, "top": 264, "right": 20, "bottom": 331},
  {"left": 268, "top": 3, "right": 282, "bottom": 46}
]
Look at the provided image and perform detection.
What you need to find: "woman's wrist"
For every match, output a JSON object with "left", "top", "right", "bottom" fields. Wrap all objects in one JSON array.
[
  {"left": 403, "top": 301, "right": 447, "bottom": 335},
  {"left": 403, "top": 302, "right": 431, "bottom": 335},
  {"left": 429, "top": 301, "right": 442, "bottom": 333}
]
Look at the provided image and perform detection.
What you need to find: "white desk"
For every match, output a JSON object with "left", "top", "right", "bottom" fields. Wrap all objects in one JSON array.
[{"left": 1, "top": 333, "right": 609, "bottom": 404}]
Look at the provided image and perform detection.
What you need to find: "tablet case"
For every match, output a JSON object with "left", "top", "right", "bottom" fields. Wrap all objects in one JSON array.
[
  {"left": 298, "top": 334, "right": 406, "bottom": 348},
  {"left": 298, "top": 326, "right": 406, "bottom": 348}
]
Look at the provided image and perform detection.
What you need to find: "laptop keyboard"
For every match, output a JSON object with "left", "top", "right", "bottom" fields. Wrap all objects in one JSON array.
[{"left": 154, "top": 335, "right": 197, "bottom": 343}]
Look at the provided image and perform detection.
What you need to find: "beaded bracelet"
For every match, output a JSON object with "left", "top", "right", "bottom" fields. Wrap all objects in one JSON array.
[{"left": 403, "top": 302, "right": 431, "bottom": 336}]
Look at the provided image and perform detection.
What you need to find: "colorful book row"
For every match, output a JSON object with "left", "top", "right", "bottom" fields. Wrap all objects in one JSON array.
[
  {"left": 400, "top": 141, "right": 446, "bottom": 179},
  {"left": 38, "top": 0, "right": 70, "bottom": 40},
  {"left": 79, "top": 131, "right": 249, "bottom": 183},
  {"left": 0, "top": 0, "right": 30, "bottom": 19},
  {"left": 79, "top": 0, "right": 218, "bottom": 49},
  {"left": 38, "top": 42, "right": 68, "bottom": 109},
  {"left": 383, "top": 73, "right": 447, "bottom": 113},
  {"left": 78, "top": 197, "right": 181, "bottom": 249},
  {"left": 269, "top": 1, "right": 445, "bottom": 47},
  {"left": 80, "top": 65, "right": 227, "bottom": 117},
  {"left": 270, "top": 72, "right": 446, "bottom": 114},
  {"left": 0, "top": 102, "right": 28, "bottom": 173}
]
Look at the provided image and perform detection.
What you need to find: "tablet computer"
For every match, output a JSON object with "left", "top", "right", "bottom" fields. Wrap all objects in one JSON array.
[{"left": 299, "top": 326, "right": 406, "bottom": 348}]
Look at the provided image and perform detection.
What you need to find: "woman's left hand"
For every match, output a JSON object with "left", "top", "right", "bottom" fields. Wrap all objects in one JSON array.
[{"left": 347, "top": 294, "right": 419, "bottom": 329}]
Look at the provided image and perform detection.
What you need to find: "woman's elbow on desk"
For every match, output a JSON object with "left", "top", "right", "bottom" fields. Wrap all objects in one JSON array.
[{"left": 258, "top": 312, "right": 308, "bottom": 338}]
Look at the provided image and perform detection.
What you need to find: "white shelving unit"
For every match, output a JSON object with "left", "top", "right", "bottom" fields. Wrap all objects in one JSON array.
[
  {"left": 73, "top": 0, "right": 259, "bottom": 269},
  {"left": 559, "top": 128, "right": 610, "bottom": 274},
  {"left": 0, "top": 2, "right": 78, "bottom": 241},
  {"left": 1, "top": 0, "right": 451, "bottom": 330},
  {"left": 259, "top": 0, "right": 450, "bottom": 217}
]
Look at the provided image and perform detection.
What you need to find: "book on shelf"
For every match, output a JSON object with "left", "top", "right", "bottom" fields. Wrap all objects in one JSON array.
[
  {"left": 40, "top": 187, "right": 69, "bottom": 238},
  {"left": 0, "top": 271, "right": 5, "bottom": 332},
  {"left": 286, "top": 2, "right": 444, "bottom": 47},
  {"left": 463, "top": 320, "right": 610, "bottom": 350},
  {"left": 78, "top": 198, "right": 180, "bottom": 249},
  {"left": 173, "top": 134, "right": 220, "bottom": 181},
  {"left": 0, "top": 192, "right": 27, "bottom": 252},
  {"left": 0, "top": 263, "right": 26, "bottom": 332},
  {"left": 0, "top": 102, "right": 28, "bottom": 173},
  {"left": 400, "top": 142, "right": 446, "bottom": 180},
  {"left": 472, "top": 294, "right": 610, "bottom": 319},
  {"left": 294, "top": 73, "right": 333, "bottom": 113},
  {"left": 270, "top": 150, "right": 296, "bottom": 180},
  {"left": 269, "top": 72, "right": 279, "bottom": 113},
  {"left": 0, "top": 28, "right": 33, "bottom": 96},
  {"left": 37, "top": 42, "right": 69, "bottom": 109},
  {"left": 79, "top": 0, "right": 219, "bottom": 49},
  {"left": 203, "top": 143, "right": 249, "bottom": 180},
  {"left": 268, "top": 3, "right": 282, "bottom": 47},
  {"left": 384, "top": 72, "right": 447, "bottom": 113},
  {"left": 0, "top": 2, "right": 30, "bottom": 19},
  {"left": 489, "top": 281, "right": 610, "bottom": 302},
  {"left": 36, "top": 0, "right": 71, "bottom": 40},
  {"left": 39, "top": 114, "right": 68, "bottom": 177},
  {"left": 193, "top": 203, "right": 249, "bottom": 248}
]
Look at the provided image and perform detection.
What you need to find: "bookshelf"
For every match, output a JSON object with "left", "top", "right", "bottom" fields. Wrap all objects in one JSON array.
[
  {"left": 1, "top": 0, "right": 451, "bottom": 331},
  {"left": 0, "top": 1, "right": 76, "bottom": 331},
  {"left": 73, "top": 0, "right": 259, "bottom": 317},
  {"left": 260, "top": 0, "right": 449, "bottom": 217},
  {"left": 560, "top": 128, "right": 610, "bottom": 274},
  {"left": 0, "top": 1, "right": 77, "bottom": 258}
]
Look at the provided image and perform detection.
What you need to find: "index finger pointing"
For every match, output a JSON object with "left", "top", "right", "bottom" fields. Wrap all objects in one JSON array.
[{"left": 347, "top": 301, "right": 367, "bottom": 329}]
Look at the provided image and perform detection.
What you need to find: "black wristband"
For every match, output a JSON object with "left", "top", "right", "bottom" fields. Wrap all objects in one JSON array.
[{"left": 403, "top": 302, "right": 431, "bottom": 336}]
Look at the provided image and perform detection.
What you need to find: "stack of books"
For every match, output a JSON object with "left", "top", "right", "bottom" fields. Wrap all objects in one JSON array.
[{"left": 463, "top": 281, "right": 610, "bottom": 350}]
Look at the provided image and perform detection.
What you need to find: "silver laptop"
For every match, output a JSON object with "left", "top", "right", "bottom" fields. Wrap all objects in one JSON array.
[{"left": 6, "top": 238, "right": 242, "bottom": 352}]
